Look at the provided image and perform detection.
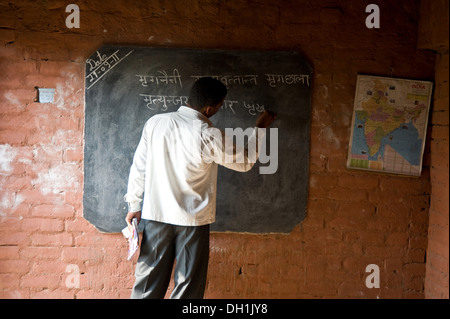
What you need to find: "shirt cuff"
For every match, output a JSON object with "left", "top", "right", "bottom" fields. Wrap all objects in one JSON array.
[{"left": 127, "top": 201, "right": 141, "bottom": 213}]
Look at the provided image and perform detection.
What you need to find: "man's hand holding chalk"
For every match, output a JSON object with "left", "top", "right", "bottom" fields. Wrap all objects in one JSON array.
[{"left": 256, "top": 110, "right": 277, "bottom": 128}]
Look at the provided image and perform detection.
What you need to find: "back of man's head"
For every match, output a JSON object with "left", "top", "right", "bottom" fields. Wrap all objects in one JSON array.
[{"left": 188, "top": 77, "right": 227, "bottom": 110}]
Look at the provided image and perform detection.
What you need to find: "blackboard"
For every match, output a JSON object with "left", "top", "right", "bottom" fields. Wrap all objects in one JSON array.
[{"left": 83, "top": 45, "right": 312, "bottom": 233}]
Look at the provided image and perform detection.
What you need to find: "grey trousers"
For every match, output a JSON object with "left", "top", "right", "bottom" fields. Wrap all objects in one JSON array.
[{"left": 130, "top": 220, "right": 210, "bottom": 299}]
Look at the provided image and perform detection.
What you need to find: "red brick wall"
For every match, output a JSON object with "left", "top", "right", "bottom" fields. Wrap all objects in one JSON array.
[
  {"left": 0, "top": 0, "right": 439, "bottom": 298},
  {"left": 418, "top": 0, "right": 449, "bottom": 299},
  {"left": 425, "top": 52, "right": 450, "bottom": 299}
]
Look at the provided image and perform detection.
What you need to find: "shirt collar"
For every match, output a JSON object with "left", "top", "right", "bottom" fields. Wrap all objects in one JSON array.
[{"left": 178, "top": 106, "right": 212, "bottom": 126}]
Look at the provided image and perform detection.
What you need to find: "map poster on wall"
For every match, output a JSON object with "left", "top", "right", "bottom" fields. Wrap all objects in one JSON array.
[{"left": 347, "top": 75, "right": 433, "bottom": 177}]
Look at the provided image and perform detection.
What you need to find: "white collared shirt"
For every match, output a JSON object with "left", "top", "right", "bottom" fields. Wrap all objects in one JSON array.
[{"left": 124, "top": 106, "right": 264, "bottom": 226}]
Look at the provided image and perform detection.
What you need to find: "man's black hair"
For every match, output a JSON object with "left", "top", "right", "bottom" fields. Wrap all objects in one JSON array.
[{"left": 187, "top": 77, "right": 227, "bottom": 110}]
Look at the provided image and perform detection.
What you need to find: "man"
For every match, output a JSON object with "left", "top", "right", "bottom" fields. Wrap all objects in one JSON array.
[{"left": 124, "top": 77, "right": 275, "bottom": 299}]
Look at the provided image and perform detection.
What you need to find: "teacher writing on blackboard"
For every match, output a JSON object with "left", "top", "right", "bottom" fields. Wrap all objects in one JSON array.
[{"left": 124, "top": 77, "right": 276, "bottom": 299}]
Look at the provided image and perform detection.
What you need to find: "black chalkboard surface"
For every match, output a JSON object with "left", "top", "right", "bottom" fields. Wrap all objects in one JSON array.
[{"left": 83, "top": 45, "right": 312, "bottom": 233}]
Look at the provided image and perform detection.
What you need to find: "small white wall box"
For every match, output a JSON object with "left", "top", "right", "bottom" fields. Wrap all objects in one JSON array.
[{"left": 37, "top": 88, "right": 55, "bottom": 103}]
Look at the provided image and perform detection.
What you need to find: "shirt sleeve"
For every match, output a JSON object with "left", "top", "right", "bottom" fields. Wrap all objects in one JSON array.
[
  {"left": 123, "top": 122, "right": 148, "bottom": 213},
  {"left": 203, "top": 127, "right": 265, "bottom": 172}
]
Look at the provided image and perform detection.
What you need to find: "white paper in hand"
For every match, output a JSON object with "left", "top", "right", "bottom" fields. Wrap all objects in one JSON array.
[{"left": 122, "top": 218, "right": 139, "bottom": 260}]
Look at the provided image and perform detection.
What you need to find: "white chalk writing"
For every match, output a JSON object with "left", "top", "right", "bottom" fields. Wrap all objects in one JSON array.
[
  {"left": 139, "top": 94, "right": 188, "bottom": 112},
  {"left": 221, "top": 100, "right": 237, "bottom": 114},
  {"left": 86, "top": 50, "right": 134, "bottom": 90},
  {"left": 139, "top": 94, "right": 264, "bottom": 116},
  {"left": 136, "top": 69, "right": 183, "bottom": 88},
  {"left": 190, "top": 74, "right": 258, "bottom": 87},
  {"left": 265, "top": 74, "right": 310, "bottom": 87},
  {"left": 243, "top": 101, "right": 265, "bottom": 115}
]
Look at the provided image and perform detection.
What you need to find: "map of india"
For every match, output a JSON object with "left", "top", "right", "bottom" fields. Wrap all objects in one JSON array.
[{"left": 348, "top": 75, "right": 432, "bottom": 176}]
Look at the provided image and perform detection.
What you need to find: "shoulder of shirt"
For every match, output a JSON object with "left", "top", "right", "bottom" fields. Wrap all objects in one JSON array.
[
  {"left": 145, "top": 112, "right": 175, "bottom": 123},
  {"left": 144, "top": 108, "right": 213, "bottom": 129}
]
